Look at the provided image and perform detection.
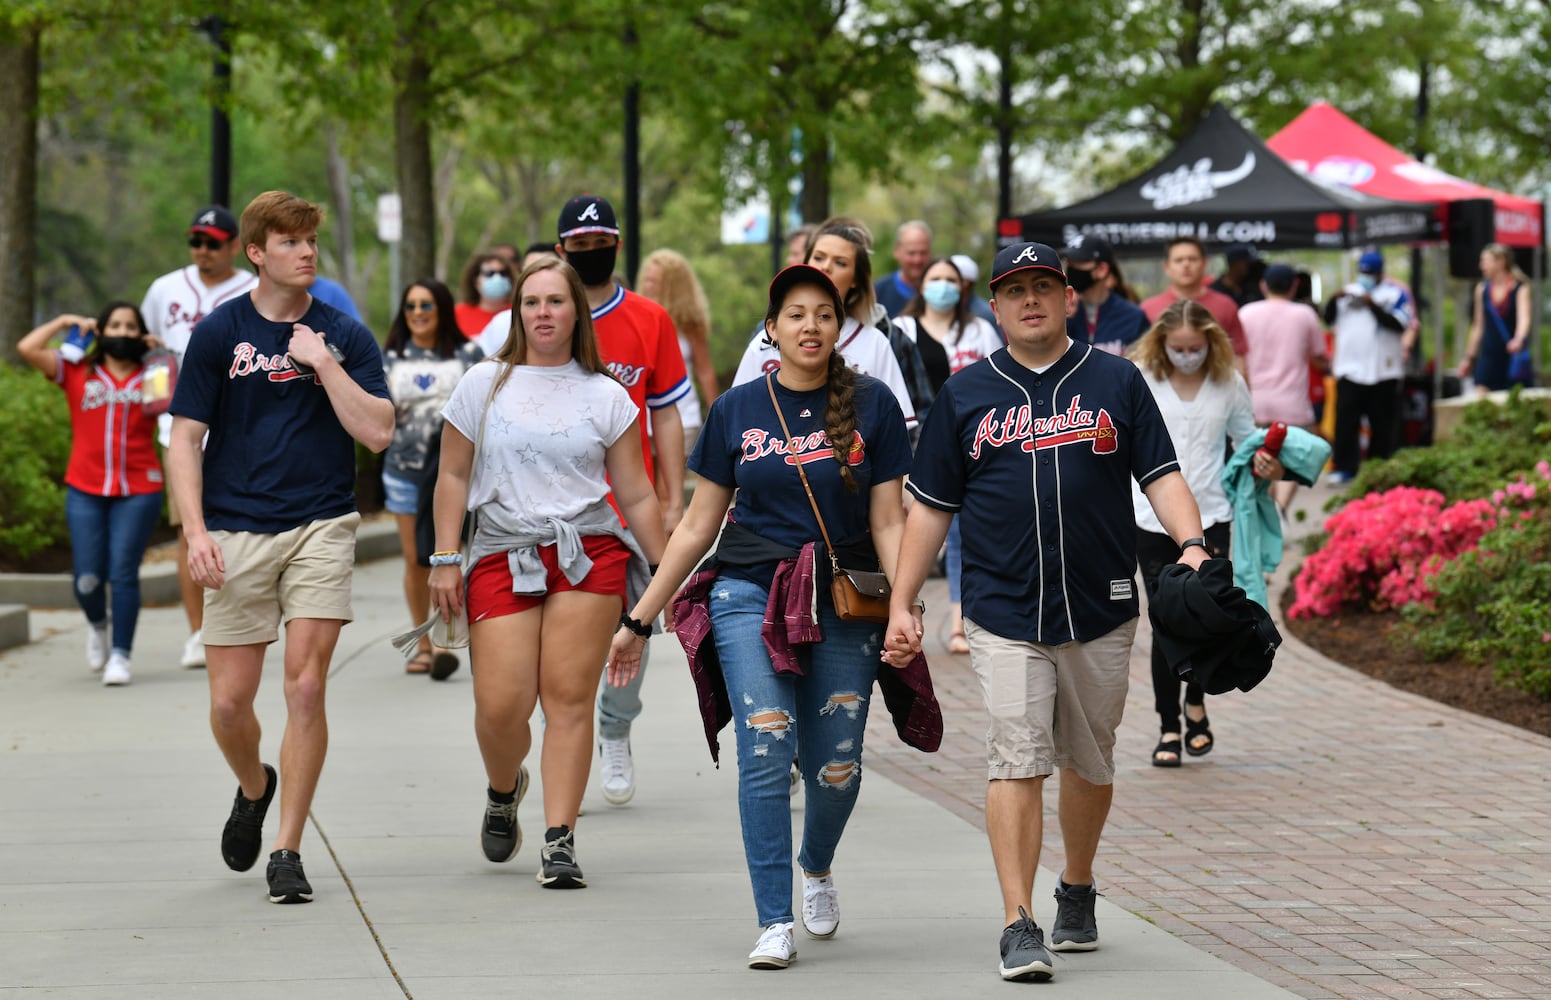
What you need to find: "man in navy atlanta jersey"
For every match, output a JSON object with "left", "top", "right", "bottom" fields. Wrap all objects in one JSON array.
[{"left": 883, "top": 242, "right": 1210, "bottom": 983}]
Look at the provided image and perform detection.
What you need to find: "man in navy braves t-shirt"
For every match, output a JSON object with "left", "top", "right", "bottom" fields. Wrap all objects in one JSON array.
[
  {"left": 167, "top": 191, "right": 393, "bottom": 907},
  {"left": 883, "top": 243, "right": 1210, "bottom": 983}
]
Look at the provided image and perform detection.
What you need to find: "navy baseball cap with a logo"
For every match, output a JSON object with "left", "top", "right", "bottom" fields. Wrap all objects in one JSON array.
[
  {"left": 188, "top": 205, "right": 238, "bottom": 241},
  {"left": 558, "top": 195, "right": 620, "bottom": 240},
  {"left": 989, "top": 242, "right": 1067, "bottom": 290},
  {"left": 1062, "top": 234, "right": 1115, "bottom": 265}
]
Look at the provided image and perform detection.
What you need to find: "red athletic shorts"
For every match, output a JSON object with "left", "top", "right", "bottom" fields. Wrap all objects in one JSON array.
[{"left": 466, "top": 535, "right": 630, "bottom": 623}]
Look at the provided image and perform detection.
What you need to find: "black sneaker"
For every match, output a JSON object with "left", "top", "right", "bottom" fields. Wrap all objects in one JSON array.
[
  {"left": 1051, "top": 880, "right": 1101, "bottom": 952},
  {"left": 999, "top": 906, "right": 1054, "bottom": 982},
  {"left": 266, "top": 849, "right": 313, "bottom": 904},
  {"left": 481, "top": 766, "right": 529, "bottom": 863},
  {"left": 221, "top": 763, "right": 276, "bottom": 872},
  {"left": 535, "top": 825, "right": 586, "bottom": 889}
]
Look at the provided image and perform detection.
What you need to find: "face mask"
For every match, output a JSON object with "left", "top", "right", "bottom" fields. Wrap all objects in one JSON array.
[
  {"left": 1066, "top": 266, "right": 1097, "bottom": 294},
  {"left": 922, "top": 279, "right": 961, "bottom": 311},
  {"left": 566, "top": 245, "right": 619, "bottom": 287},
  {"left": 478, "top": 273, "right": 512, "bottom": 301},
  {"left": 1357, "top": 274, "right": 1379, "bottom": 292},
  {"left": 100, "top": 337, "right": 149, "bottom": 362},
  {"left": 1166, "top": 346, "right": 1207, "bottom": 374}
]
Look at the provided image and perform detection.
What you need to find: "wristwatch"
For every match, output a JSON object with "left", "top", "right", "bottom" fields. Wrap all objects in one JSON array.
[{"left": 1179, "top": 537, "right": 1208, "bottom": 553}]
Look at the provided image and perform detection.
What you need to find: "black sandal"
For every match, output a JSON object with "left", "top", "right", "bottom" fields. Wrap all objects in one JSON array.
[
  {"left": 1184, "top": 711, "right": 1214, "bottom": 757},
  {"left": 1151, "top": 736, "right": 1183, "bottom": 768}
]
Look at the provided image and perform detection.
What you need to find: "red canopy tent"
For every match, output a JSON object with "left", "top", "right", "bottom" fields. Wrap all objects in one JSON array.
[{"left": 1267, "top": 101, "right": 1543, "bottom": 247}]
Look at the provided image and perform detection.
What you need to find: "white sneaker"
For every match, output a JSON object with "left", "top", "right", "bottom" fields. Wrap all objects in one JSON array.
[
  {"left": 180, "top": 630, "right": 206, "bottom": 669},
  {"left": 86, "top": 625, "right": 109, "bottom": 672},
  {"left": 102, "top": 653, "right": 131, "bottom": 686},
  {"left": 801, "top": 873, "right": 839, "bottom": 938},
  {"left": 748, "top": 922, "right": 796, "bottom": 969},
  {"left": 598, "top": 737, "right": 635, "bottom": 805}
]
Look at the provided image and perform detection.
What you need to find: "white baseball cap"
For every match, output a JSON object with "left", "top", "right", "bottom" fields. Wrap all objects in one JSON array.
[{"left": 950, "top": 253, "right": 980, "bottom": 284}]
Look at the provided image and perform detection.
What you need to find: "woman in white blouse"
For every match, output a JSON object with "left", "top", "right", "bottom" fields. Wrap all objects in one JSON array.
[{"left": 1128, "top": 300, "right": 1280, "bottom": 767}]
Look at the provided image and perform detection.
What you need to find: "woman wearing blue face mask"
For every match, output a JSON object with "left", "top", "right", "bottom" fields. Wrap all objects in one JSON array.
[
  {"left": 1127, "top": 300, "right": 1276, "bottom": 767},
  {"left": 895, "top": 256, "right": 1002, "bottom": 653},
  {"left": 455, "top": 251, "right": 516, "bottom": 337}
]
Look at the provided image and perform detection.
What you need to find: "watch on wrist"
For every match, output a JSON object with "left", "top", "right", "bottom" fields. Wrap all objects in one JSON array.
[{"left": 1179, "top": 537, "right": 1208, "bottom": 553}]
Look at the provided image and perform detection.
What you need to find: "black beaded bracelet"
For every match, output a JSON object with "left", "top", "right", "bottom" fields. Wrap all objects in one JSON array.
[{"left": 619, "top": 613, "right": 653, "bottom": 638}]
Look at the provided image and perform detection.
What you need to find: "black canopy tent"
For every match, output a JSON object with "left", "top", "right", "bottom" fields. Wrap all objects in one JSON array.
[{"left": 1012, "top": 104, "right": 1438, "bottom": 254}]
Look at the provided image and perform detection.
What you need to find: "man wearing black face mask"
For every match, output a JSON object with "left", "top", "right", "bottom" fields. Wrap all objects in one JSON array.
[{"left": 1061, "top": 236, "right": 1149, "bottom": 357}]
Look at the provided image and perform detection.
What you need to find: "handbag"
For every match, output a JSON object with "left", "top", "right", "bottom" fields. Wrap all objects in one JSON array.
[
  {"left": 1483, "top": 284, "right": 1535, "bottom": 387},
  {"left": 766, "top": 375, "right": 892, "bottom": 623}
]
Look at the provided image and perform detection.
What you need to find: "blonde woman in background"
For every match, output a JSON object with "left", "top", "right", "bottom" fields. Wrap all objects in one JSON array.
[{"left": 638, "top": 249, "right": 719, "bottom": 456}]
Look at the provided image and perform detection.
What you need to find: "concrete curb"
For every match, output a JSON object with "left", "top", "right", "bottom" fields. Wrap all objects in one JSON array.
[
  {"left": 0, "top": 603, "right": 27, "bottom": 652},
  {"left": 0, "top": 517, "right": 401, "bottom": 613}
]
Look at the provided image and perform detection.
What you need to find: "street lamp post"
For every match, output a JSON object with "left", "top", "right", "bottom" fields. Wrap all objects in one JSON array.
[{"left": 198, "top": 14, "right": 232, "bottom": 209}]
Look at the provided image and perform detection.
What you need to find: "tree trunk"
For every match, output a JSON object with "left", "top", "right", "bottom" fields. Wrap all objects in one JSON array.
[
  {"left": 0, "top": 21, "right": 39, "bottom": 361},
  {"left": 393, "top": 47, "right": 435, "bottom": 285},
  {"left": 322, "top": 122, "right": 357, "bottom": 302},
  {"left": 799, "top": 134, "right": 830, "bottom": 224}
]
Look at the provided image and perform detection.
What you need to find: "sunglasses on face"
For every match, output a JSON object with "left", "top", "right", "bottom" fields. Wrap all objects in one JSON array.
[
  {"left": 188, "top": 236, "right": 227, "bottom": 250},
  {"left": 479, "top": 268, "right": 509, "bottom": 278},
  {"left": 404, "top": 301, "right": 436, "bottom": 313}
]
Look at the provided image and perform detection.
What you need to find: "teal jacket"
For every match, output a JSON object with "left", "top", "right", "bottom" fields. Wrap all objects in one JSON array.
[{"left": 1221, "top": 427, "right": 1332, "bottom": 607}]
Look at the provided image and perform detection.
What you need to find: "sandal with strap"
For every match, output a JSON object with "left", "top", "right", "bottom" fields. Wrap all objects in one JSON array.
[
  {"left": 405, "top": 650, "right": 434, "bottom": 674},
  {"left": 1151, "top": 736, "right": 1183, "bottom": 768},
  {"left": 1184, "top": 710, "right": 1214, "bottom": 757}
]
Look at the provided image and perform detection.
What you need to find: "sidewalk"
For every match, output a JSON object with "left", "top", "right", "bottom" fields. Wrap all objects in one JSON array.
[
  {"left": 3, "top": 486, "right": 1548, "bottom": 998},
  {"left": 2, "top": 557, "right": 1295, "bottom": 998}
]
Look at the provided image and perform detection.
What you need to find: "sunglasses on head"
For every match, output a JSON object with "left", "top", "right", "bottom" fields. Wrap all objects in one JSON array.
[
  {"left": 404, "top": 301, "right": 435, "bottom": 313},
  {"left": 188, "top": 235, "right": 228, "bottom": 250}
]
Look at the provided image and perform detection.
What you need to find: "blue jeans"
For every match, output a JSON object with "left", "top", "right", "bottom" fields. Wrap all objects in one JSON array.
[
  {"left": 708, "top": 574, "right": 881, "bottom": 927},
  {"left": 64, "top": 487, "right": 163, "bottom": 655},
  {"left": 597, "top": 639, "right": 647, "bottom": 741}
]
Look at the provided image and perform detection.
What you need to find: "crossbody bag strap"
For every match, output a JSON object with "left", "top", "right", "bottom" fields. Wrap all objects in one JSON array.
[
  {"left": 766, "top": 374, "right": 840, "bottom": 572},
  {"left": 1483, "top": 283, "right": 1515, "bottom": 345}
]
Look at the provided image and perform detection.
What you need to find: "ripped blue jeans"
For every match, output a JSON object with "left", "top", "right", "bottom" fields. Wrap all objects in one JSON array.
[
  {"left": 64, "top": 487, "right": 163, "bottom": 656},
  {"left": 708, "top": 573, "right": 881, "bottom": 927}
]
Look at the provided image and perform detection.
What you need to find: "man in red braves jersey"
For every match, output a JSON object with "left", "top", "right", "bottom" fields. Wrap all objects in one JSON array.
[
  {"left": 883, "top": 243, "right": 1210, "bottom": 984},
  {"left": 141, "top": 205, "right": 259, "bottom": 670},
  {"left": 551, "top": 194, "right": 690, "bottom": 807},
  {"left": 168, "top": 191, "right": 393, "bottom": 905}
]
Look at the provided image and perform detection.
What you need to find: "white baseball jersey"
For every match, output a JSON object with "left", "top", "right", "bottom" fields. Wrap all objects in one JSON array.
[{"left": 141, "top": 265, "right": 258, "bottom": 447}]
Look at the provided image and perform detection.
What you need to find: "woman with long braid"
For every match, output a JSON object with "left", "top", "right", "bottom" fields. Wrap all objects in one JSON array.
[{"left": 605, "top": 265, "right": 917, "bottom": 970}]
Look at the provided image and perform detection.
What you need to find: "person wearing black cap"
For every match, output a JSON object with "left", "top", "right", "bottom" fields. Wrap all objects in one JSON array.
[
  {"left": 883, "top": 242, "right": 1211, "bottom": 983},
  {"left": 1061, "top": 235, "right": 1149, "bottom": 357},
  {"left": 1210, "top": 243, "right": 1266, "bottom": 308},
  {"left": 1321, "top": 249, "right": 1413, "bottom": 484},
  {"left": 606, "top": 264, "right": 916, "bottom": 970},
  {"left": 140, "top": 205, "right": 259, "bottom": 672}
]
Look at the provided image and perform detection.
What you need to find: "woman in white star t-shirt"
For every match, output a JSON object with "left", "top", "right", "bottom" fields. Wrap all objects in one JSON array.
[{"left": 431, "top": 257, "right": 666, "bottom": 890}]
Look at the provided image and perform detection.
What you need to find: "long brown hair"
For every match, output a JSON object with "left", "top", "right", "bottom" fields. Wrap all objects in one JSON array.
[
  {"left": 640, "top": 248, "right": 710, "bottom": 345},
  {"left": 489, "top": 257, "right": 612, "bottom": 393},
  {"left": 807, "top": 216, "right": 877, "bottom": 323},
  {"left": 1129, "top": 299, "right": 1236, "bottom": 383},
  {"left": 764, "top": 272, "right": 861, "bottom": 492}
]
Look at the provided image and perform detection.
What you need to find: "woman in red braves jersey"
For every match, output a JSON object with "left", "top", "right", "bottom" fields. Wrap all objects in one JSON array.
[{"left": 19, "top": 303, "right": 164, "bottom": 686}]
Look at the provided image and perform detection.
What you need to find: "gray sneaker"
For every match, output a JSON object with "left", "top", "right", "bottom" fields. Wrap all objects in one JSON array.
[
  {"left": 1051, "top": 881, "right": 1100, "bottom": 951},
  {"left": 999, "top": 906, "right": 1054, "bottom": 982},
  {"left": 480, "top": 766, "right": 529, "bottom": 863}
]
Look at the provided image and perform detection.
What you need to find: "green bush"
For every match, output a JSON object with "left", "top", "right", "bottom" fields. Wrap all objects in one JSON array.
[
  {"left": 0, "top": 363, "right": 72, "bottom": 560},
  {"left": 1340, "top": 388, "right": 1551, "bottom": 503}
]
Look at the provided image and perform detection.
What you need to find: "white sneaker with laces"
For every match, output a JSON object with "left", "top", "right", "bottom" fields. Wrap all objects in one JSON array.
[
  {"left": 801, "top": 872, "right": 839, "bottom": 938},
  {"left": 181, "top": 630, "right": 206, "bottom": 669},
  {"left": 598, "top": 737, "right": 635, "bottom": 805},
  {"left": 86, "top": 625, "right": 109, "bottom": 672},
  {"left": 748, "top": 922, "right": 796, "bottom": 969},
  {"left": 102, "top": 653, "right": 131, "bottom": 686}
]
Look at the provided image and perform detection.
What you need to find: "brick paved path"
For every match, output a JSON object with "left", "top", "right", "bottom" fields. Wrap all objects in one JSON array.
[{"left": 867, "top": 577, "right": 1551, "bottom": 1000}]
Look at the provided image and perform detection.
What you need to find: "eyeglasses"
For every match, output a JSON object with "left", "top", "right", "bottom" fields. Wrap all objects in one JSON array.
[
  {"left": 404, "top": 301, "right": 436, "bottom": 313},
  {"left": 188, "top": 236, "right": 227, "bottom": 250},
  {"left": 479, "top": 269, "right": 510, "bottom": 278}
]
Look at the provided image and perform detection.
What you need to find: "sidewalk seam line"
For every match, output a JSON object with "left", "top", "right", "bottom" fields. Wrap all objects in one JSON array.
[{"left": 310, "top": 810, "right": 413, "bottom": 999}]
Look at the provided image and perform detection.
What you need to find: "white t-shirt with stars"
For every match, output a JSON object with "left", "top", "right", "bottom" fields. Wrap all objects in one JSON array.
[{"left": 441, "top": 360, "right": 638, "bottom": 535}]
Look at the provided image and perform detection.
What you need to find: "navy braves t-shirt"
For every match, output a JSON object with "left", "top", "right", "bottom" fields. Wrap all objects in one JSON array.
[
  {"left": 691, "top": 373, "right": 912, "bottom": 584},
  {"left": 907, "top": 343, "right": 1179, "bottom": 645},
  {"left": 170, "top": 293, "right": 390, "bottom": 533}
]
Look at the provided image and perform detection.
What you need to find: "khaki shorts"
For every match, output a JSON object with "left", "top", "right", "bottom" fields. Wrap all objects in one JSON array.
[
  {"left": 203, "top": 512, "right": 361, "bottom": 646},
  {"left": 964, "top": 616, "right": 1138, "bottom": 786}
]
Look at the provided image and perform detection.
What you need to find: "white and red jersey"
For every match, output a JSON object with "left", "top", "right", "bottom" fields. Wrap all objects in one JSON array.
[
  {"left": 141, "top": 265, "right": 258, "bottom": 363},
  {"left": 53, "top": 358, "right": 163, "bottom": 496}
]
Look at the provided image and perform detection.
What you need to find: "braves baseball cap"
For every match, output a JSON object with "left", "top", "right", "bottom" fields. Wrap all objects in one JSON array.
[
  {"left": 188, "top": 205, "right": 238, "bottom": 241},
  {"left": 557, "top": 195, "right": 619, "bottom": 240},
  {"left": 1357, "top": 250, "right": 1385, "bottom": 274},
  {"left": 767, "top": 264, "right": 844, "bottom": 317},
  {"left": 989, "top": 242, "right": 1066, "bottom": 290},
  {"left": 1062, "top": 234, "right": 1115, "bottom": 265},
  {"left": 950, "top": 253, "right": 980, "bottom": 284}
]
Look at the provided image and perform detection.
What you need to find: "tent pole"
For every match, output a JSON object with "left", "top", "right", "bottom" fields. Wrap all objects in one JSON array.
[{"left": 1433, "top": 244, "right": 1446, "bottom": 400}]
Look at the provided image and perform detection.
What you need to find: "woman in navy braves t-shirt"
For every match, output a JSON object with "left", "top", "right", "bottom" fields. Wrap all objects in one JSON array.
[{"left": 606, "top": 265, "right": 912, "bottom": 969}]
